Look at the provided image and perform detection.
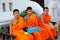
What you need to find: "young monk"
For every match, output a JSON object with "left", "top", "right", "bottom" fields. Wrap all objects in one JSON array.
[
  {"left": 24, "top": 7, "right": 42, "bottom": 40},
  {"left": 38, "top": 7, "right": 54, "bottom": 40},
  {"left": 10, "top": 9, "right": 34, "bottom": 40}
]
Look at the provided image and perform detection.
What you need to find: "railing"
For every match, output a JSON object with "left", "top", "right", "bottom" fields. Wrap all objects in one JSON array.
[
  {"left": 0, "top": 26, "right": 16, "bottom": 40},
  {"left": 2, "top": 32, "right": 16, "bottom": 40}
]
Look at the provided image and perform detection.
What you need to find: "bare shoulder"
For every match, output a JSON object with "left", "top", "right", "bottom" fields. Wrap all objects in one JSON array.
[
  {"left": 39, "top": 13, "right": 43, "bottom": 17},
  {"left": 24, "top": 15, "right": 27, "bottom": 19},
  {"left": 10, "top": 19, "right": 13, "bottom": 24}
]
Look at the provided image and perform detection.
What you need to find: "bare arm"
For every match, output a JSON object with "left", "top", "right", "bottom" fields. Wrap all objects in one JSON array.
[
  {"left": 24, "top": 16, "right": 29, "bottom": 28},
  {"left": 24, "top": 16, "right": 27, "bottom": 22},
  {"left": 40, "top": 14, "right": 46, "bottom": 26},
  {"left": 40, "top": 14, "right": 50, "bottom": 27},
  {"left": 9, "top": 20, "right": 12, "bottom": 34}
]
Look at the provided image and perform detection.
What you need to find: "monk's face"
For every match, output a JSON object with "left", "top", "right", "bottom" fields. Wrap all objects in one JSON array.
[
  {"left": 43, "top": 9, "right": 49, "bottom": 15},
  {"left": 13, "top": 11, "right": 19, "bottom": 18},
  {"left": 27, "top": 10, "right": 32, "bottom": 16}
]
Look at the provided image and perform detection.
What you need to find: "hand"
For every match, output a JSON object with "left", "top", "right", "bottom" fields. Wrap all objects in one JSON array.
[
  {"left": 50, "top": 24, "right": 54, "bottom": 29},
  {"left": 44, "top": 24, "right": 49, "bottom": 27},
  {"left": 10, "top": 32, "right": 12, "bottom": 34}
]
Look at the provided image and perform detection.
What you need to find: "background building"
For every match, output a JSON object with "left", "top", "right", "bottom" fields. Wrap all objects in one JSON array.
[
  {"left": 0, "top": 0, "right": 43, "bottom": 26},
  {"left": 0, "top": 0, "right": 60, "bottom": 30}
]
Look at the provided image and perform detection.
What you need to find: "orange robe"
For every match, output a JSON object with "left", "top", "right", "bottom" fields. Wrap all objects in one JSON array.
[
  {"left": 38, "top": 14, "right": 54, "bottom": 39},
  {"left": 51, "top": 24, "right": 57, "bottom": 37},
  {"left": 25, "top": 14, "right": 42, "bottom": 40},
  {"left": 11, "top": 17, "right": 34, "bottom": 40},
  {"left": 39, "top": 28, "right": 49, "bottom": 40}
]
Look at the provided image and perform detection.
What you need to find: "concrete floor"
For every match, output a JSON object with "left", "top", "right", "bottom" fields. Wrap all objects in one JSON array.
[
  {"left": 0, "top": 37, "right": 2, "bottom": 40},
  {"left": 0, "top": 34, "right": 59, "bottom": 40},
  {"left": 58, "top": 32, "right": 60, "bottom": 40}
]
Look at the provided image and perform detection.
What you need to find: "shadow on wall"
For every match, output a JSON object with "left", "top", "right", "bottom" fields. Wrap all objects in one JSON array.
[{"left": 31, "top": 0, "right": 44, "bottom": 8}]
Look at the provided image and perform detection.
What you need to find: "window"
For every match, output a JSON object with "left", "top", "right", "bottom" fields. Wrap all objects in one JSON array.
[
  {"left": 2, "top": 3, "right": 6, "bottom": 12},
  {"left": 9, "top": 3, "right": 12, "bottom": 11}
]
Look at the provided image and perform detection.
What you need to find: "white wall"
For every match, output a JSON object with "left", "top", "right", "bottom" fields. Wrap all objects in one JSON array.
[
  {"left": 44, "top": 0, "right": 57, "bottom": 18},
  {"left": 0, "top": 0, "right": 43, "bottom": 26}
]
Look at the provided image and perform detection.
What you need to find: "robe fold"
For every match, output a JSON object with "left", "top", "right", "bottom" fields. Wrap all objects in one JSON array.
[{"left": 51, "top": 24, "right": 57, "bottom": 37}]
